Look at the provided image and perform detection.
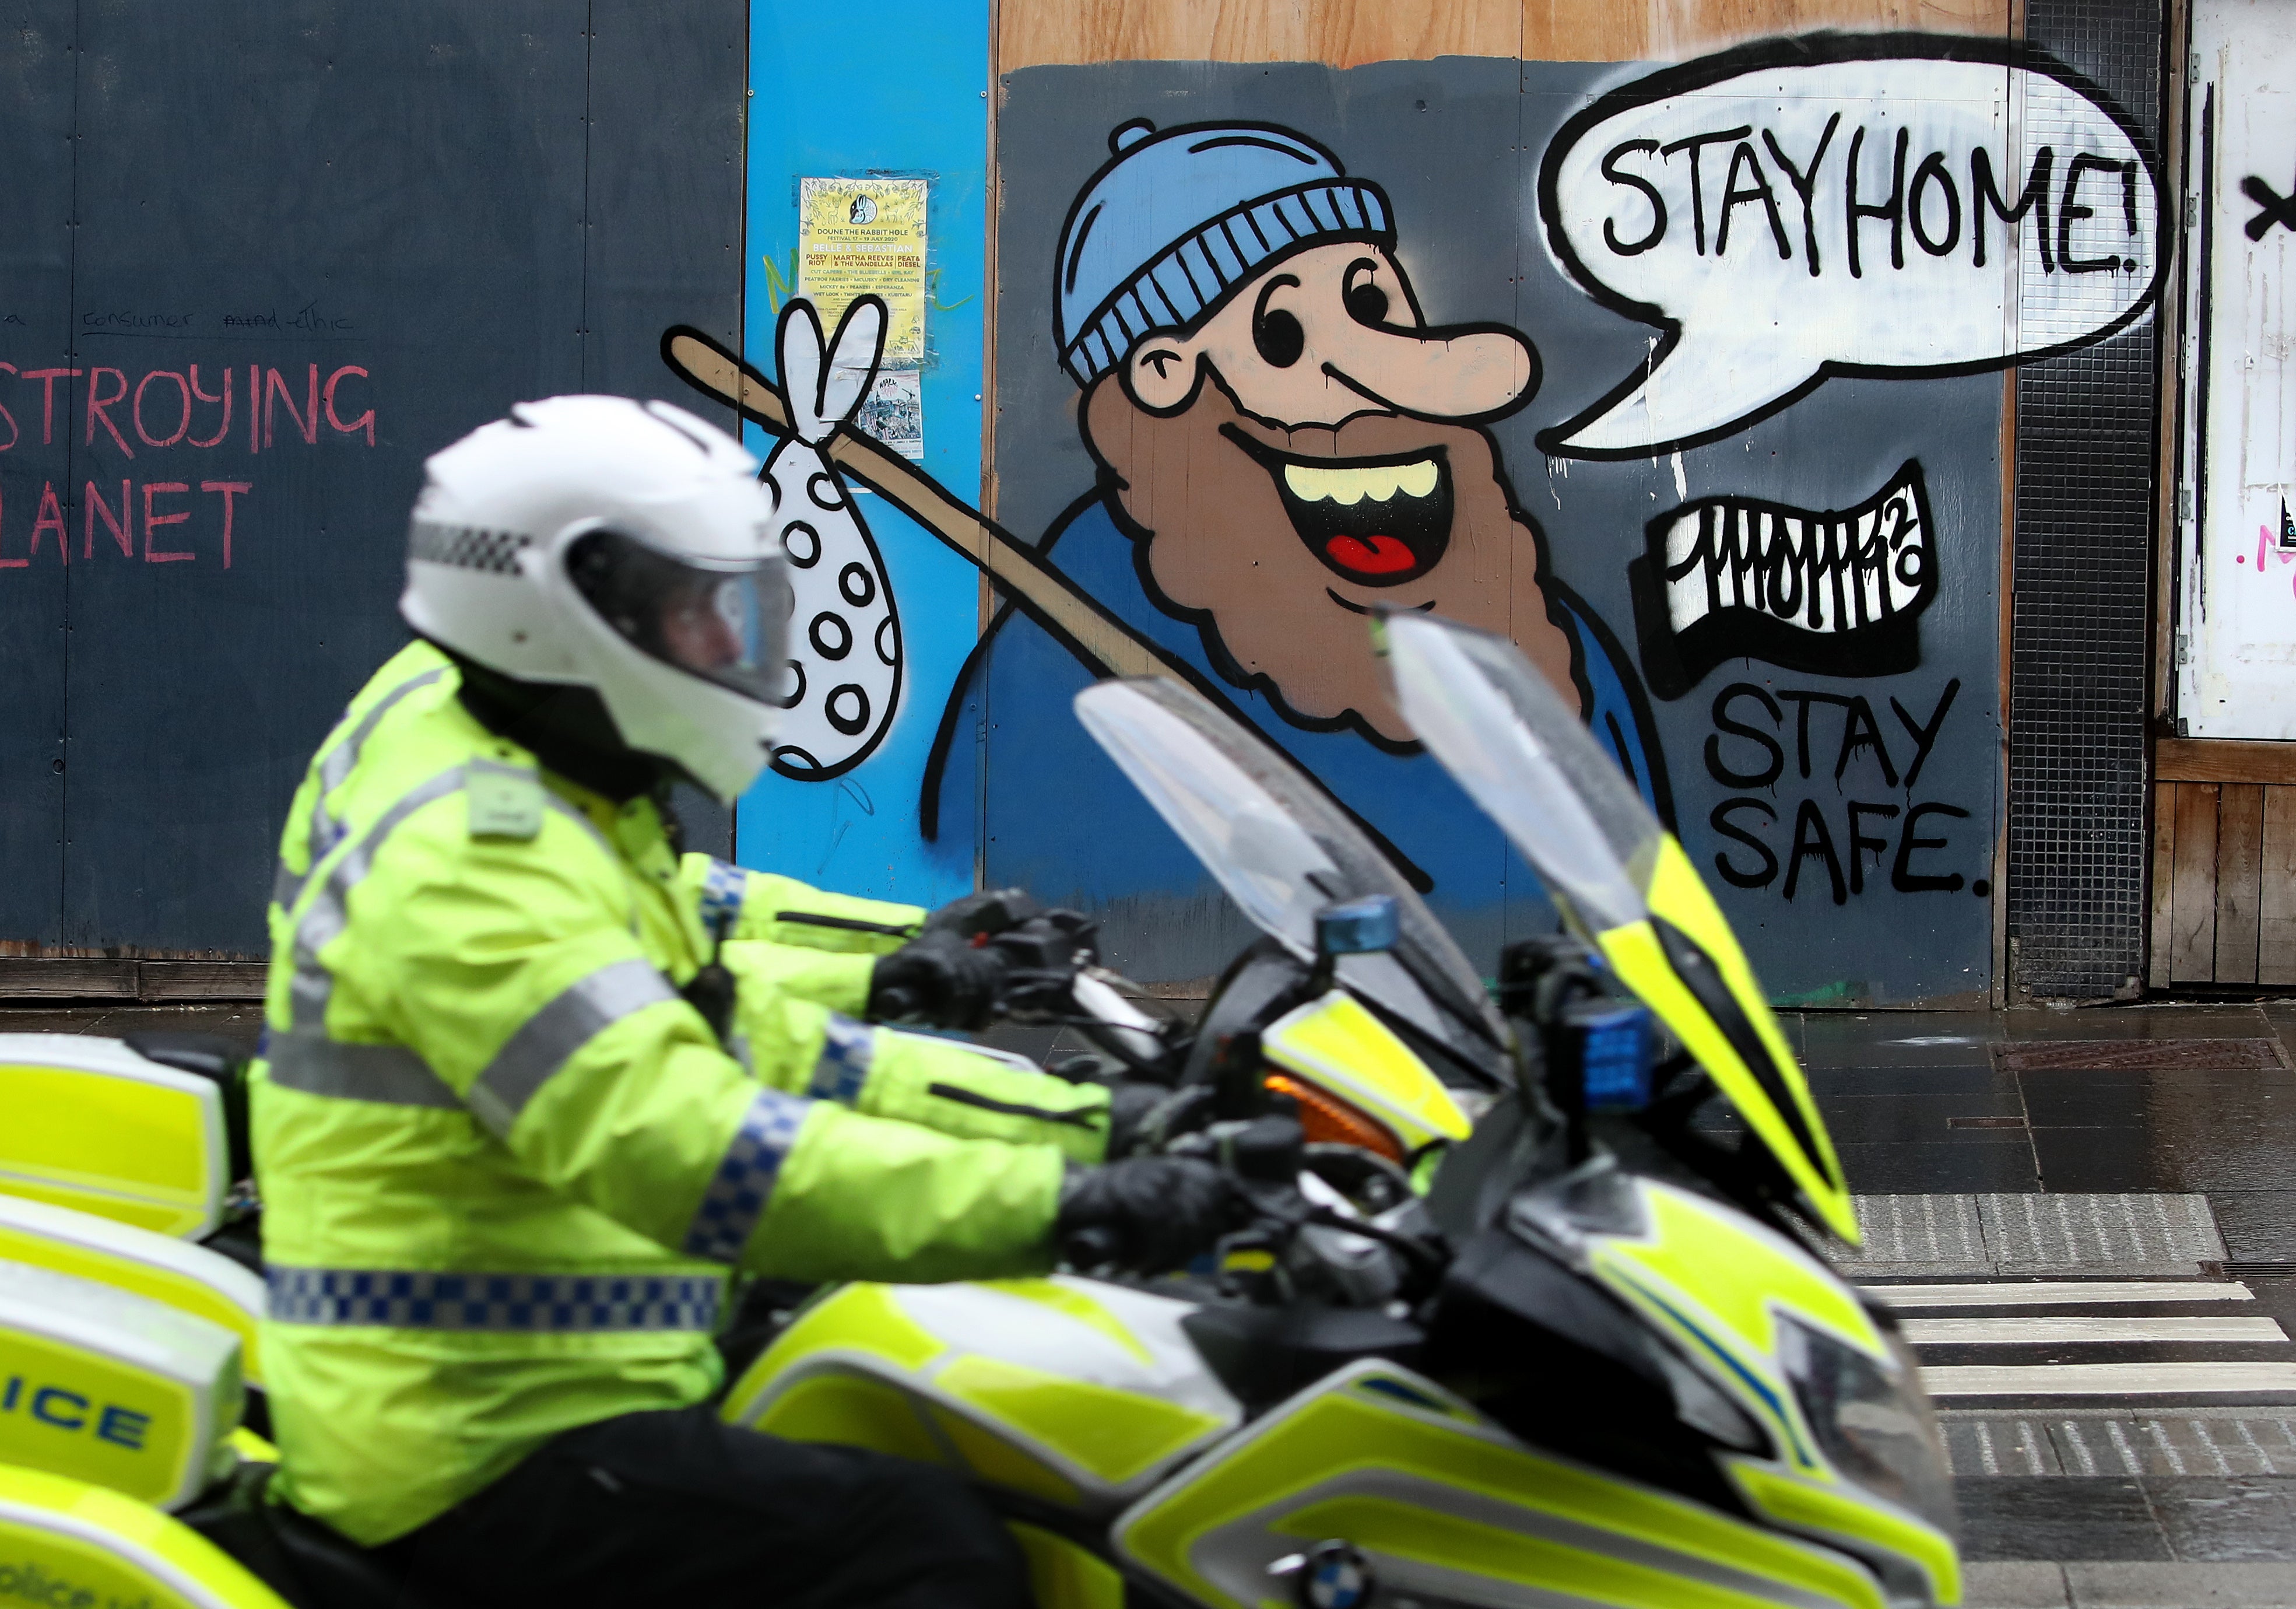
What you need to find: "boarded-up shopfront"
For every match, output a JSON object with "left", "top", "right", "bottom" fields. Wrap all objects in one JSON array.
[{"left": 0, "top": 0, "right": 2252, "bottom": 1007}]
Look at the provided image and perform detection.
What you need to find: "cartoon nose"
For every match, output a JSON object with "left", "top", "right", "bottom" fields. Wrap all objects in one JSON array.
[{"left": 1323, "top": 321, "right": 1539, "bottom": 420}]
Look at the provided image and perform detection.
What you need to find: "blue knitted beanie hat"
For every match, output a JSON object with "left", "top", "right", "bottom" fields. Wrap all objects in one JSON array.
[{"left": 1054, "top": 120, "right": 1395, "bottom": 385}]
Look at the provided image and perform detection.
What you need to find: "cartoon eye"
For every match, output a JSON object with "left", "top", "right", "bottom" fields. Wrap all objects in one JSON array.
[
  {"left": 1344, "top": 281, "right": 1389, "bottom": 327},
  {"left": 1344, "top": 260, "right": 1392, "bottom": 327},
  {"left": 1252, "top": 275, "right": 1305, "bottom": 368}
]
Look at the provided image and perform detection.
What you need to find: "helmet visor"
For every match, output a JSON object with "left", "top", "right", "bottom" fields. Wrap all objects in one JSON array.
[{"left": 567, "top": 528, "right": 791, "bottom": 704}]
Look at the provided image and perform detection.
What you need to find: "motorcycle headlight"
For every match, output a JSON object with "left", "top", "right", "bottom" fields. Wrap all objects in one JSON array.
[{"left": 1775, "top": 1314, "right": 1957, "bottom": 1541}]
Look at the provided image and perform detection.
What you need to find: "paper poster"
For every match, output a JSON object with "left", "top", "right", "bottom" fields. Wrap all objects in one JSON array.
[
  {"left": 798, "top": 177, "right": 928, "bottom": 366},
  {"left": 856, "top": 368, "right": 924, "bottom": 461}
]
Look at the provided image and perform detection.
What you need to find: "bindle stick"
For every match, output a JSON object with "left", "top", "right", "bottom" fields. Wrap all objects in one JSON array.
[
  {"left": 662, "top": 327, "right": 1174, "bottom": 682},
  {"left": 658, "top": 324, "right": 1436, "bottom": 891}
]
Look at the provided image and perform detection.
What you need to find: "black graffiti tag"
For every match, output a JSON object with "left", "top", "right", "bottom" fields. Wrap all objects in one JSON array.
[
  {"left": 2241, "top": 171, "right": 2296, "bottom": 241},
  {"left": 1702, "top": 678, "right": 1984, "bottom": 905}
]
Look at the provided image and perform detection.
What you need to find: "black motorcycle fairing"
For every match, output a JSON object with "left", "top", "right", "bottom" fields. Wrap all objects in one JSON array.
[
  {"left": 1423, "top": 1091, "right": 1560, "bottom": 1246},
  {"left": 126, "top": 1029, "right": 252, "bottom": 1183},
  {"left": 1178, "top": 938, "right": 1314, "bottom": 1098},
  {"left": 1420, "top": 1227, "right": 1766, "bottom": 1516},
  {"left": 1181, "top": 1302, "right": 1427, "bottom": 1414},
  {"left": 1180, "top": 935, "right": 1505, "bottom": 1106}
]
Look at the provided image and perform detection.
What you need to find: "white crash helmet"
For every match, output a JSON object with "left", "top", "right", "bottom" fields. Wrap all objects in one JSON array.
[{"left": 400, "top": 395, "right": 791, "bottom": 802}]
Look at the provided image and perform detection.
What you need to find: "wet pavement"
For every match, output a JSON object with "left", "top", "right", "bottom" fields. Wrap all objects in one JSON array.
[{"left": 12, "top": 997, "right": 2296, "bottom": 1604}]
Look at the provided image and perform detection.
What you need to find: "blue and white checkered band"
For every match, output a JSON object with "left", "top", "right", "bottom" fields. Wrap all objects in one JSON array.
[
  {"left": 697, "top": 857, "right": 749, "bottom": 937},
  {"left": 265, "top": 1267, "right": 723, "bottom": 1331},
  {"left": 805, "top": 1014, "right": 875, "bottom": 1106},
  {"left": 682, "top": 1088, "right": 814, "bottom": 1263}
]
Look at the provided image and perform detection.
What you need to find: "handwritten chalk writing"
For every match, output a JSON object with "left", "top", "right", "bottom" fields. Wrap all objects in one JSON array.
[
  {"left": 324, "top": 366, "right": 374, "bottom": 444},
  {"left": 187, "top": 365, "right": 231, "bottom": 448},
  {"left": 143, "top": 482, "right": 192, "bottom": 562},
  {"left": 0, "top": 477, "right": 251, "bottom": 570},
  {"left": 80, "top": 309, "right": 192, "bottom": 330},
  {"left": 133, "top": 371, "right": 191, "bottom": 448},
  {"left": 17, "top": 370, "right": 80, "bottom": 446},
  {"left": 85, "top": 479, "right": 131, "bottom": 559},
  {"left": 221, "top": 301, "right": 353, "bottom": 333},
  {"left": 86, "top": 369, "right": 134, "bottom": 457},
  {"left": 266, "top": 365, "right": 318, "bottom": 447},
  {"left": 0, "top": 360, "right": 374, "bottom": 455}
]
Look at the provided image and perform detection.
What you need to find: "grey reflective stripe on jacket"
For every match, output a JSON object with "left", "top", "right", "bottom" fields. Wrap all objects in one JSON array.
[
  {"left": 284, "top": 763, "right": 620, "bottom": 1035},
  {"left": 466, "top": 958, "right": 679, "bottom": 1136},
  {"left": 265, "top": 1033, "right": 460, "bottom": 1109},
  {"left": 266, "top": 1266, "right": 723, "bottom": 1331},
  {"left": 286, "top": 765, "right": 471, "bottom": 1032},
  {"left": 271, "top": 667, "right": 450, "bottom": 912}
]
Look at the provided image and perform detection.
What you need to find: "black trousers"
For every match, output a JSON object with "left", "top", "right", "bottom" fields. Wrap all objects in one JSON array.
[{"left": 382, "top": 1407, "right": 1030, "bottom": 1609}]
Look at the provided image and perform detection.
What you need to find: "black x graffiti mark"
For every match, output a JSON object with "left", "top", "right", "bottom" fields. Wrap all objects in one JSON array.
[{"left": 2242, "top": 172, "right": 2296, "bottom": 240}]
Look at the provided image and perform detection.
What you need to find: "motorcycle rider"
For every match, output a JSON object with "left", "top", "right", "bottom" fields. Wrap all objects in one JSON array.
[{"left": 252, "top": 394, "right": 1235, "bottom": 1609}]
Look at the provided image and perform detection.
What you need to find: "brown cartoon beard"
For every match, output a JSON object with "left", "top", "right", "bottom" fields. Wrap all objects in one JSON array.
[{"left": 1082, "top": 373, "right": 1581, "bottom": 745}]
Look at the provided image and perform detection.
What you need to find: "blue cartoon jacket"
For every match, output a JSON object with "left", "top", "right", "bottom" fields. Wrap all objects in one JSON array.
[{"left": 921, "top": 488, "right": 1670, "bottom": 967}]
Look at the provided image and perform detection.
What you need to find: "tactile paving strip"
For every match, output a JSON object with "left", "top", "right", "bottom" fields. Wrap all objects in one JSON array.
[
  {"left": 1943, "top": 1412, "right": 2296, "bottom": 1477},
  {"left": 1844, "top": 1193, "right": 2227, "bottom": 1278}
]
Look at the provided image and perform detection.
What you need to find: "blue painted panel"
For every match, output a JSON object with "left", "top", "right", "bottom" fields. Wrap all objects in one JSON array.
[{"left": 736, "top": 0, "right": 987, "bottom": 902}]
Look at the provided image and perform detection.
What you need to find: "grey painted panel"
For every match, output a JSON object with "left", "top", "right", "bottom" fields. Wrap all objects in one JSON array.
[
  {"left": 584, "top": 0, "right": 747, "bottom": 857},
  {"left": 45, "top": 1, "right": 747, "bottom": 949},
  {"left": 0, "top": 4, "right": 78, "bottom": 945}
]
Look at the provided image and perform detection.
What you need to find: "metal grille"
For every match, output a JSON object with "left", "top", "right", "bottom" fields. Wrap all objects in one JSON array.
[
  {"left": 2009, "top": 0, "right": 2167, "bottom": 999},
  {"left": 1993, "top": 1036, "right": 2290, "bottom": 1071}
]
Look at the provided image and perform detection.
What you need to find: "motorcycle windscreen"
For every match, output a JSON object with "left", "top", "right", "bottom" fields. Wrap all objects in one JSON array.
[
  {"left": 1378, "top": 612, "right": 1856, "bottom": 1245},
  {"left": 1073, "top": 678, "right": 1510, "bottom": 1084}
]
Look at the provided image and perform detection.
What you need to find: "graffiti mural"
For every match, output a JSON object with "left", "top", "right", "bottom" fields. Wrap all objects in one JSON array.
[{"left": 690, "top": 28, "right": 2162, "bottom": 1004}]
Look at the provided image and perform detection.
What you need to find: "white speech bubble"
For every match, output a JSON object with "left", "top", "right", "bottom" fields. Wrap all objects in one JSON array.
[{"left": 1536, "top": 36, "right": 2164, "bottom": 458}]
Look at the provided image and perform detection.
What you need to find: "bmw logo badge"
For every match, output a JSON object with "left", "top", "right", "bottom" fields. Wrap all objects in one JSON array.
[{"left": 1299, "top": 1542, "right": 1374, "bottom": 1609}]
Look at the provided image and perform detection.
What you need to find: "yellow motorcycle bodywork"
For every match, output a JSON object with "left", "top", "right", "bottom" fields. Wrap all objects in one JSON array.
[
  {"left": 0, "top": 1036, "right": 230, "bottom": 1239},
  {"left": 730, "top": 1273, "right": 1942, "bottom": 1609},
  {"left": 722, "top": 1277, "right": 1241, "bottom": 1515},
  {"left": 0, "top": 1464, "right": 288, "bottom": 1609},
  {"left": 1578, "top": 1179, "right": 1961, "bottom": 1607},
  {"left": 1259, "top": 991, "right": 1472, "bottom": 1158}
]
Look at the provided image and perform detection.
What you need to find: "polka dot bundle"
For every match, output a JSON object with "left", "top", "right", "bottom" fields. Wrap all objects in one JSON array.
[{"left": 761, "top": 297, "right": 902, "bottom": 780}]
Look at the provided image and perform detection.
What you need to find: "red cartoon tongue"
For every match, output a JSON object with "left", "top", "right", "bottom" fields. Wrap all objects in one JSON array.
[{"left": 1324, "top": 534, "right": 1416, "bottom": 574}]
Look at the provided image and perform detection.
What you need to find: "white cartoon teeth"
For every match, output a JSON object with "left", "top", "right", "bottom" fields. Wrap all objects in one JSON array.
[
  {"left": 761, "top": 298, "right": 901, "bottom": 781},
  {"left": 1280, "top": 458, "right": 1440, "bottom": 506}
]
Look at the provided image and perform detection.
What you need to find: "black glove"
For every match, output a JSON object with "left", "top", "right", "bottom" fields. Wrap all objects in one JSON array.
[
  {"left": 1104, "top": 1079, "right": 1174, "bottom": 1159},
  {"left": 1055, "top": 1156, "right": 1244, "bottom": 1273},
  {"left": 921, "top": 888, "right": 1040, "bottom": 940},
  {"left": 868, "top": 929, "right": 1005, "bottom": 1030}
]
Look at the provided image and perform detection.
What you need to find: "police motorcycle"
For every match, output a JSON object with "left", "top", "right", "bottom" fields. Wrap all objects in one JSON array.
[
  {"left": 0, "top": 614, "right": 1960, "bottom": 1609},
  {"left": 705, "top": 616, "right": 1961, "bottom": 1609}
]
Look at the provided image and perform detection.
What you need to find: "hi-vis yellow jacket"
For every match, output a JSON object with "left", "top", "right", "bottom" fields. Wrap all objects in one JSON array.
[{"left": 253, "top": 641, "right": 1109, "bottom": 1545}]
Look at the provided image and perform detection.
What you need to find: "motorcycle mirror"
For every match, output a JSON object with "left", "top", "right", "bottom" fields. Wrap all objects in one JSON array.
[{"left": 1315, "top": 895, "right": 1399, "bottom": 959}]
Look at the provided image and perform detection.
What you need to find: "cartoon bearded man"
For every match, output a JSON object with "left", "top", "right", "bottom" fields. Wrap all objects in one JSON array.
[{"left": 926, "top": 119, "right": 1667, "bottom": 921}]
